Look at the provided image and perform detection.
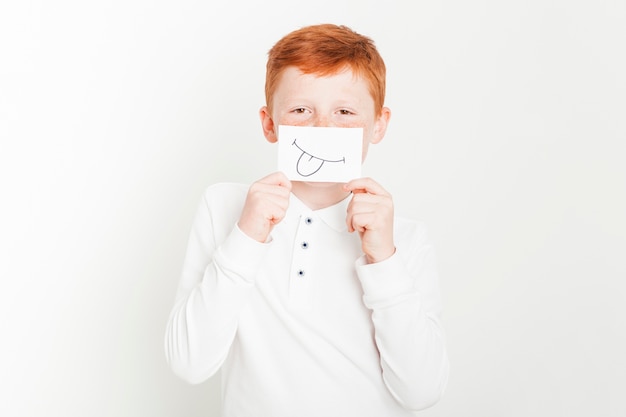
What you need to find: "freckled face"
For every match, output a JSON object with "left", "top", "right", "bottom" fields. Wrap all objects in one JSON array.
[{"left": 266, "top": 66, "right": 387, "bottom": 161}]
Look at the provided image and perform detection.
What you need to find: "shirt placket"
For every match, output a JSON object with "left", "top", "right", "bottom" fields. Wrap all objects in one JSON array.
[{"left": 288, "top": 213, "right": 317, "bottom": 309}]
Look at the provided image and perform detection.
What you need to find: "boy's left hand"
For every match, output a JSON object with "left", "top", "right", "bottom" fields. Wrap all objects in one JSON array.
[{"left": 344, "top": 178, "right": 396, "bottom": 264}]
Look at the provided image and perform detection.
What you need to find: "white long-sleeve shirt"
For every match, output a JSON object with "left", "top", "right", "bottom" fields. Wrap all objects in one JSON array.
[{"left": 165, "top": 183, "right": 449, "bottom": 416}]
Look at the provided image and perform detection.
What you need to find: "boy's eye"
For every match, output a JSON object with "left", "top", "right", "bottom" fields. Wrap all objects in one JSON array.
[
  {"left": 293, "top": 108, "right": 307, "bottom": 114},
  {"left": 338, "top": 109, "right": 353, "bottom": 115}
]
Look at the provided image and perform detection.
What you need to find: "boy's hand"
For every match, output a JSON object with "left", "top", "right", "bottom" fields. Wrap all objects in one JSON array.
[
  {"left": 238, "top": 172, "right": 292, "bottom": 243},
  {"left": 344, "top": 178, "right": 396, "bottom": 264}
]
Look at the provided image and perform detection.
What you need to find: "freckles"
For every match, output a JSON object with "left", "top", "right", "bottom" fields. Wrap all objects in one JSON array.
[
  {"left": 336, "top": 117, "right": 368, "bottom": 129},
  {"left": 279, "top": 114, "right": 309, "bottom": 127},
  {"left": 341, "top": 121, "right": 363, "bottom": 128}
]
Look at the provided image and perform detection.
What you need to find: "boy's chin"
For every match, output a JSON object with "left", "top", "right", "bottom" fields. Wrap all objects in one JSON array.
[
  {"left": 292, "top": 181, "right": 350, "bottom": 192},
  {"left": 294, "top": 180, "right": 342, "bottom": 187}
]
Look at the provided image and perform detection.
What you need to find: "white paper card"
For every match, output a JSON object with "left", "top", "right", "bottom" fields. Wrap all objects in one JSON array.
[{"left": 277, "top": 125, "right": 363, "bottom": 182}]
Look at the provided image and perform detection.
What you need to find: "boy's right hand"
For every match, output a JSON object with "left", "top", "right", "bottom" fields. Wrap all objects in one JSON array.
[{"left": 237, "top": 172, "right": 292, "bottom": 243}]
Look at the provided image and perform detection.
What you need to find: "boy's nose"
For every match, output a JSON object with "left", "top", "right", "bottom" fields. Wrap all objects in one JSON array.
[{"left": 312, "top": 115, "right": 333, "bottom": 128}]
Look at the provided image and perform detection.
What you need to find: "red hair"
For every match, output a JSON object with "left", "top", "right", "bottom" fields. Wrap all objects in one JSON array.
[{"left": 265, "top": 24, "right": 386, "bottom": 115}]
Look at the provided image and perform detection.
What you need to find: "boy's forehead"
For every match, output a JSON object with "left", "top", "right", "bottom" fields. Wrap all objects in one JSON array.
[
  {"left": 287, "top": 65, "right": 361, "bottom": 81},
  {"left": 275, "top": 66, "right": 368, "bottom": 93}
]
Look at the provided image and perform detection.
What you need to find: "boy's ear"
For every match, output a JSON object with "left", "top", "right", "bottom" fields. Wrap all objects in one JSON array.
[
  {"left": 259, "top": 106, "right": 277, "bottom": 143},
  {"left": 371, "top": 107, "right": 391, "bottom": 144}
]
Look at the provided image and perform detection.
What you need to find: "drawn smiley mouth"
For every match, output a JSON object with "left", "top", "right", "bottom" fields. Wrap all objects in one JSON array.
[{"left": 292, "top": 139, "right": 345, "bottom": 177}]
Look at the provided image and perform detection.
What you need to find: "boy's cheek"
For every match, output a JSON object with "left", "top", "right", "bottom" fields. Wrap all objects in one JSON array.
[
  {"left": 276, "top": 113, "right": 310, "bottom": 127},
  {"left": 335, "top": 118, "right": 368, "bottom": 129}
]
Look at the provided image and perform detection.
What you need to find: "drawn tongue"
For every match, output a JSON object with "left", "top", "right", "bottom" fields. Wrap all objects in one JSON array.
[{"left": 297, "top": 154, "right": 325, "bottom": 177}]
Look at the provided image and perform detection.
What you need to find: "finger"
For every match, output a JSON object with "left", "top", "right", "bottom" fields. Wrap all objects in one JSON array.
[
  {"left": 251, "top": 182, "right": 292, "bottom": 200},
  {"left": 346, "top": 202, "right": 377, "bottom": 233},
  {"left": 343, "top": 177, "right": 389, "bottom": 196},
  {"left": 249, "top": 177, "right": 293, "bottom": 202},
  {"left": 347, "top": 197, "right": 393, "bottom": 230},
  {"left": 349, "top": 192, "right": 388, "bottom": 206},
  {"left": 259, "top": 171, "right": 292, "bottom": 190},
  {"left": 347, "top": 193, "right": 392, "bottom": 218},
  {"left": 348, "top": 212, "right": 377, "bottom": 233}
]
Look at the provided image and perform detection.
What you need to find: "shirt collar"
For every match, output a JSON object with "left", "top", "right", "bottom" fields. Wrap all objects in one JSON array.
[{"left": 287, "top": 192, "right": 350, "bottom": 232}]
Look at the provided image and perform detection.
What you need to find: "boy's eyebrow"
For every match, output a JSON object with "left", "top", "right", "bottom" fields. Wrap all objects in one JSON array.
[{"left": 275, "top": 97, "right": 311, "bottom": 106}]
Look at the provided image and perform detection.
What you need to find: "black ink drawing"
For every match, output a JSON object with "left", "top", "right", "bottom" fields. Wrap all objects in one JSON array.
[{"left": 292, "top": 139, "right": 345, "bottom": 177}]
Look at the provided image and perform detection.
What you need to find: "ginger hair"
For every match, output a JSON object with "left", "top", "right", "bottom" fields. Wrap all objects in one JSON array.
[{"left": 265, "top": 24, "right": 386, "bottom": 115}]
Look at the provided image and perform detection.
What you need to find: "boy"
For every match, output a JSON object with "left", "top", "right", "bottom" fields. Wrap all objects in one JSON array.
[{"left": 165, "top": 24, "right": 449, "bottom": 416}]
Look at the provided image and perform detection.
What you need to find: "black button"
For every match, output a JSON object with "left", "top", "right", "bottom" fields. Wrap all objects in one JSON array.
[
  {"left": 297, "top": 269, "right": 305, "bottom": 277},
  {"left": 305, "top": 217, "right": 313, "bottom": 225},
  {"left": 301, "top": 241, "right": 309, "bottom": 249}
]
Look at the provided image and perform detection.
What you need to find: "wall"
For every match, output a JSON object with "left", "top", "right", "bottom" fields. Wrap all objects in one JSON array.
[{"left": 1, "top": 1, "right": 624, "bottom": 416}]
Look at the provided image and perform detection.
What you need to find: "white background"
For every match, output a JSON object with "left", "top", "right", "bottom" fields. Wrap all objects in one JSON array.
[{"left": 1, "top": 1, "right": 624, "bottom": 416}]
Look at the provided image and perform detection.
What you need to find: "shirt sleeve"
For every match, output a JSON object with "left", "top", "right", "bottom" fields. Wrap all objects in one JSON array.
[
  {"left": 355, "top": 221, "right": 450, "bottom": 410},
  {"left": 164, "top": 185, "right": 269, "bottom": 384}
]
